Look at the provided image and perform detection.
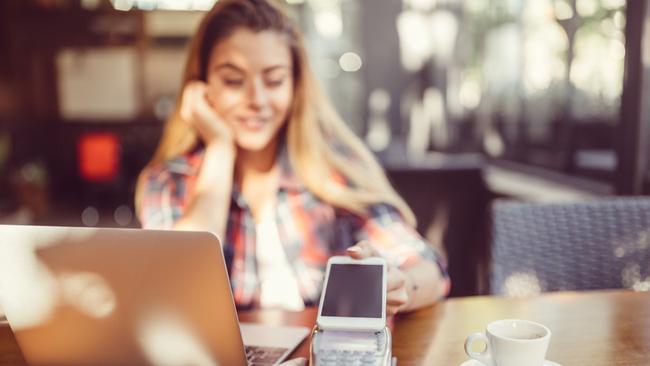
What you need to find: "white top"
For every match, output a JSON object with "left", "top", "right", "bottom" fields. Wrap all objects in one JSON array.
[{"left": 255, "top": 208, "right": 305, "bottom": 311}]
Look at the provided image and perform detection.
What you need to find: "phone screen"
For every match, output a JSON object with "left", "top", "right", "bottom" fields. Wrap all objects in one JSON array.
[{"left": 321, "top": 263, "right": 383, "bottom": 318}]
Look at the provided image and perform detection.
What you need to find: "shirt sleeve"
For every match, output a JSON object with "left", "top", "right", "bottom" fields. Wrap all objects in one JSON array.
[
  {"left": 138, "top": 165, "right": 185, "bottom": 229},
  {"left": 348, "top": 203, "right": 450, "bottom": 295}
]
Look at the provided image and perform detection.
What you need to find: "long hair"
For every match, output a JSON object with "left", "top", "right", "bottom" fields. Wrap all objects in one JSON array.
[{"left": 135, "top": 0, "right": 415, "bottom": 225}]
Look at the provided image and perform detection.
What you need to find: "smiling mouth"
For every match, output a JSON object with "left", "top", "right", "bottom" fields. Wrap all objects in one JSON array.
[{"left": 237, "top": 117, "right": 271, "bottom": 130}]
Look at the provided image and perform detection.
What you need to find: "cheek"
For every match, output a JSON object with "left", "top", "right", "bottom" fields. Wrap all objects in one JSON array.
[{"left": 271, "top": 86, "right": 294, "bottom": 119}]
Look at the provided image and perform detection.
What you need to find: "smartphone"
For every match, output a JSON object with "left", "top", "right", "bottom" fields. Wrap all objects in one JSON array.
[{"left": 316, "top": 256, "right": 387, "bottom": 331}]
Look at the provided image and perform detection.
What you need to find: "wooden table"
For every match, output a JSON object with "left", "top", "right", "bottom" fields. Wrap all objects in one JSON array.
[
  {"left": 409, "top": 290, "right": 650, "bottom": 365},
  {"left": 2, "top": 289, "right": 650, "bottom": 365}
]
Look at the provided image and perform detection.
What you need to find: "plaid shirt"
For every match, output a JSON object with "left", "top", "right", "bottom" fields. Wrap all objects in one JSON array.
[{"left": 139, "top": 146, "right": 450, "bottom": 309}]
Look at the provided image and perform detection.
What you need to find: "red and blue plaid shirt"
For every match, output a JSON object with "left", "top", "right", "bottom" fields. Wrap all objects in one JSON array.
[{"left": 139, "top": 146, "right": 450, "bottom": 309}]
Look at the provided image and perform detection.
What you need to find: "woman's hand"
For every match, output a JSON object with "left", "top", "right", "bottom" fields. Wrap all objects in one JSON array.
[
  {"left": 346, "top": 241, "right": 411, "bottom": 316},
  {"left": 279, "top": 358, "right": 307, "bottom": 366},
  {"left": 180, "top": 81, "right": 234, "bottom": 148}
]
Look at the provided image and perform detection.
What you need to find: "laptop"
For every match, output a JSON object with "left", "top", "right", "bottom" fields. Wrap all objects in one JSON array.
[{"left": 0, "top": 225, "right": 309, "bottom": 366}]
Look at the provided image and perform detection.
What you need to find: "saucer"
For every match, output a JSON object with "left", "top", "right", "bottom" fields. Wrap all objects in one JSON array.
[{"left": 459, "top": 360, "right": 561, "bottom": 366}]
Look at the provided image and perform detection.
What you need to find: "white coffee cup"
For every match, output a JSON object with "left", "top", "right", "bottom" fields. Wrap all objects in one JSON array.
[{"left": 464, "top": 319, "right": 551, "bottom": 366}]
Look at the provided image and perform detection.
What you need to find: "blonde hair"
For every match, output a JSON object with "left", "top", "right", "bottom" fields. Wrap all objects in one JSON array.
[{"left": 136, "top": 0, "right": 415, "bottom": 225}]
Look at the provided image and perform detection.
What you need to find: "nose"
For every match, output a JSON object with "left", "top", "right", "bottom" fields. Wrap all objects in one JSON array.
[{"left": 247, "top": 77, "right": 269, "bottom": 110}]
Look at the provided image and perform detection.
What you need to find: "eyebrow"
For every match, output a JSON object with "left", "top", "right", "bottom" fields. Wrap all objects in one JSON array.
[{"left": 213, "top": 62, "right": 290, "bottom": 74}]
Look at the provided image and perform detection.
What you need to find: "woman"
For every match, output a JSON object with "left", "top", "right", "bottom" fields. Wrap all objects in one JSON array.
[{"left": 136, "top": 0, "right": 449, "bottom": 315}]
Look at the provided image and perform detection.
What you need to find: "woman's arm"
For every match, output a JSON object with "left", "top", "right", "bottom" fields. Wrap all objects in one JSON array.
[
  {"left": 173, "top": 82, "right": 236, "bottom": 238},
  {"left": 138, "top": 144, "right": 234, "bottom": 236},
  {"left": 172, "top": 143, "right": 234, "bottom": 238},
  {"left": 345, "top": 204, "right": 450, "bottom": 314},
  {"left": 139, "top": 81, "right": 236, "bottom": 237},
  {"left": 347, "top": 241, "right": 448, "bottom": 314}
]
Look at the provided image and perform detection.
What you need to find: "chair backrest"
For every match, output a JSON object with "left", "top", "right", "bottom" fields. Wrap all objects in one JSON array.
[{"left": 490, "top": 198, "right": 650, "bottom": 296}]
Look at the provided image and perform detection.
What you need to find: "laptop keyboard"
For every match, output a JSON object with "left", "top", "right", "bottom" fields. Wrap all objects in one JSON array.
[{"left": 245, "top": 345, "right": 289, "bottom": 366}]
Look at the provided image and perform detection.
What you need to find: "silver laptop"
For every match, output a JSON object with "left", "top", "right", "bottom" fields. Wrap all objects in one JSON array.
[{"left": 0, "top": 225, "right": 309, "bottom": 366}]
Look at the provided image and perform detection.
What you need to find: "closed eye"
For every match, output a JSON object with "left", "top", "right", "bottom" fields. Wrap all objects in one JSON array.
[
  {"left": 223, "top": 79, "right": 244, "bottom": 87},
  {"left": 265, "top": 79, "right": 285, "bottom": 87}
]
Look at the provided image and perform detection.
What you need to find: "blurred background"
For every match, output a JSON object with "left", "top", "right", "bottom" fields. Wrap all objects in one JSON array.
[{"left": 0, "top": 0, "right": 648, "bottom": 297}]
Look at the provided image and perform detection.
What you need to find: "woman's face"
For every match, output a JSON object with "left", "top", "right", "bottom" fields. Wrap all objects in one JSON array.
[{"left": 205, "top": 28, "right": 294, "bottom": 152}]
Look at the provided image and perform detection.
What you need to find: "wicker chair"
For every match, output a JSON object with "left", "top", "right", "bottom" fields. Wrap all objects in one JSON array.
[{"left": 490, "top": 198, "right": 650, "bottom": 296}]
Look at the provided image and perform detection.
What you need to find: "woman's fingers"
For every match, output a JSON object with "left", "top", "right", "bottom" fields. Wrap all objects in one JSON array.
[
  {"left": 180, "top": 84, "right": 194, "bottom": 121},
  {"left": 387, "top": 270, "right": 408, "bottom": 306},
  {"left": 387, "top": 288, "right": 408, "bottom": 306},
  {"left": 180, "top": 81, "right": 207, "bottom": 122},
  {"left": 278, "top": 357, "right": 307, "bottom": 366},
  {"left": 180, "top": 81, "right": 233, "bottom": 145},
  {"left": 386, "top": 267, "right": 406, "bottom": 291},
  {"left": 386, "top": 304, "right": 400, "bottom": 316},
  {"left": 386, "top": 288, "right": 408, "bottom": 317},
  {"left": 386, "top": 268, "right": 409, "bottom": 314},
  {"left": 346, "top": 240, "right": 380, "bottom": 259},
  {"left": 345, "top": 241, "right": 410, "bottom": 315}
]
